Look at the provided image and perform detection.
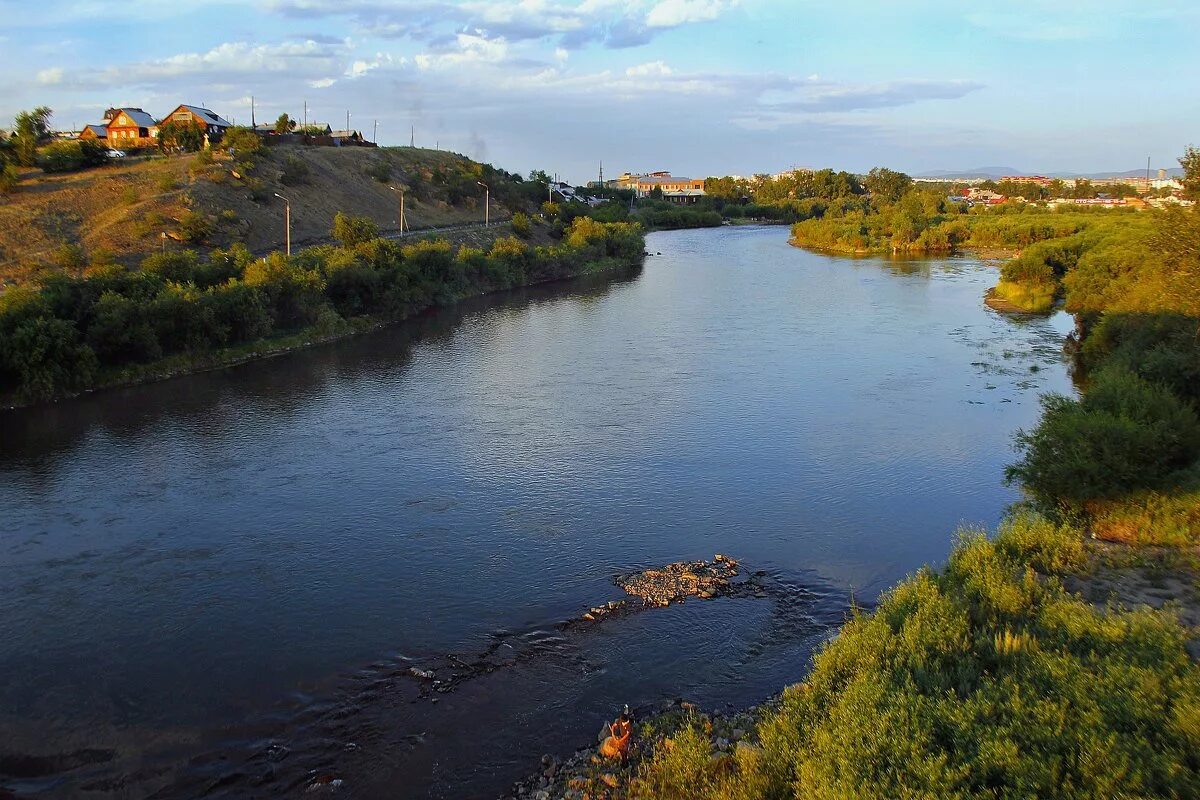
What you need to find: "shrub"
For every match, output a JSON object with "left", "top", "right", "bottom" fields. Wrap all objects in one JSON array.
[
  {"left": 0, "top": 162, "right": 20, "bottom": 193},
  {"left": 510, "top": 212, "right": 532, "bottom": 238},
  {"left": 156, "top": 172, "right": 178, "bottom": 193},
  {"left": 37, "top": 141, "right": 93, "bottom": 173},
  {"left": 142, "top": 250, "right": 200, "bottom": 283},
  {"left": 222, "top": 126, "right": 264, "bottom": 160},
  {"left": 178, "top": 210, "right": 213, "bottom": 244},
  {"left": 331, "top": 212, "right": 379, "bottom": 248},
  {"left": 630, "top": 719, "right": 720, "bottom": 800},
  {"left": 366, "top": 160, "right": 392, "bottom": 183},
  {"left": 53, "top": 243, "right": 87, "bottom": 274},
  {"left": 1008, "top": 367, "right": 1200, "bottom": 507},
  {"left": 632, "top": 517, "right": 1200, "bottom": 800},
  {"left": 280, "top": 153, "right": 310, "bottom": 186},
  {"left": 120, "top": 185, "right": 140, "bottom": 205}
]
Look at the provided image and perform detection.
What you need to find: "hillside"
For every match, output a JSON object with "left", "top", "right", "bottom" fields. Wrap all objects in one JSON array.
[{"left": 0, "top": 145, "right": 512, "bottom": 286}]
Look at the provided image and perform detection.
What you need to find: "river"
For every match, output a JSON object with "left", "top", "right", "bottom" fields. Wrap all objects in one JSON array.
[{"left": 0, "top": 225, "right": 1074, "bottom": 798}]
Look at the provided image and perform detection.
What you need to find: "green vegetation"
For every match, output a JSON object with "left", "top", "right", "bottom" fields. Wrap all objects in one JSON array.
[
  {"left": 0, "top": 216, "right": 643, "bottom": 405},
  {"left": 13, "top": 106, "right": 53, "bottom": 167},
  {"left": 37, "top": 139, "right": 109, "bottom": 173},
  {"left": 157, "top": 119, "right": 205, "bottom": 153},
  {"left": 630, "top": 152, "right": 1200, "bottom": 798},
  {"left": 633, "top": 515, "right": 1200, "bottom": 799}
]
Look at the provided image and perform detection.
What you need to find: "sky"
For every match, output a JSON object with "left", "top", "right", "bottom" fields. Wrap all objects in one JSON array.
[{"left": 2, "top": 0, "right": 1198, "bottom": 182}]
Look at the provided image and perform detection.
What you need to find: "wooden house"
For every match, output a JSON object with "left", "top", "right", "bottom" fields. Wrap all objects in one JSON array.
[
  {"left": 160, "top": 104, "right": 233, "bottom": 143},
  {"left": 78, "top": 124, "right": 108, "bottom": 141},
  {"left": 105, "top": 108, "right": 158, "bottom": 146}
]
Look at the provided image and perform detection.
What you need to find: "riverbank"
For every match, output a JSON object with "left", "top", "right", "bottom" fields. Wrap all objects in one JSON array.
[
  {"left": 0, "top": 217, "right": 645, "bottom": 409},
  {"left": 510, "top": 213, "right": 1200, "bottom": 797}
]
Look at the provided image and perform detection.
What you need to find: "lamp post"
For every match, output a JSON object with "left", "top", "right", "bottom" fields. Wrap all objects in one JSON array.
[
  {"left": 476, "top": 181, "right": 489, "bottom": 227},
  {"left": 274, "top": 193, "right": 291, "bottom": 255},
  {"left": 389, "top": 185, "right": 406, "bottom": 236}
]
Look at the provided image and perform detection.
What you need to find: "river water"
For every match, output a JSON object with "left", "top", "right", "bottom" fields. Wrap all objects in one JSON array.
[{"left": 0, "top": 226, "right": 1074, "bottom": 798}]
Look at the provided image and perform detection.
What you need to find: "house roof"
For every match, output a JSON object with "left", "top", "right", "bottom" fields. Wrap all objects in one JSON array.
[
  {"left": 108, "top": 108, "right": 156, "bottom": 128},
  {"left": 170, "top": 105, "right": 233, "bottom": 127},
  {"left": 637, "top": 175, "right": 698, "bottom": 185},
  {"left": 83, "top": 124, "right": 108, "bottom": 138},
  {"left": 329, "top": 129, "right": 361, "bottom": 138}
]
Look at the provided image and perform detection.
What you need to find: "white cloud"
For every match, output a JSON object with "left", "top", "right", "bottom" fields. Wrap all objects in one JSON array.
[
  {"left": 345, "top": 52, "right": 398, "bottom": 78},
  {"left": 310, "top": 77, "right": 337, "bottom": 88},
  {"left": 645, "top": 0, "right": 732, "bottom": 28},
  {"left": 36, "top": 67, "right": 64, "bottom": 85},
  {"left": 415, "top": 31, "right": 509, "bottom": 71},
  {"left": 625, "top": 60, "right": 672, "bottom": 77}
]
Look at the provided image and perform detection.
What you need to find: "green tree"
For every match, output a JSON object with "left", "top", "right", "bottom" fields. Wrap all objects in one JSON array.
[
  {"left": 274, "top": 113, "right": 295, "bottom": 135},
  {"left": 863, "top": 167, "right": 913, "bottom": 204},
  {"left": 13, "top": 107, "right": 52, "bottom": 166},
  {"left": 1179, "top": 145, "right": 1200, "bottom": 200}
]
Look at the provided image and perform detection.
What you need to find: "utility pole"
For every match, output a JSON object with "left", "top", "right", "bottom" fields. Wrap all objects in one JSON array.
[
  {"left": 274, "top": 193, "right": 291, "bottom": 255},
  {"left": 346, "top": 110, "right": 350, "bottom": 134},
  {"left": 251, "top": 95, "right": 255, "bottom": 129},
  {"left": 373, "top": 119, "right": 378, "bottom": 144},
  {"left": 303, "top": 100, "right": 307, "bottom": 133},
  {"left": 389, "top": 186, "right": 406, "bottom": 236},
  {"left": 410, "top": 125, "right": 415, "bottom": 148},
  {"left": 477, "top": 181, "right": 489, "bottom": 227}
]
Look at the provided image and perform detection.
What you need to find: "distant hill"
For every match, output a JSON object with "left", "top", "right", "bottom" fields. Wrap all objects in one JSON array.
[
  {"left": 916, "top": 166, "right": 1184, "bottom": 180},
  {"left": 914, "top": 166, "right": 1024, "bottom": 179}
]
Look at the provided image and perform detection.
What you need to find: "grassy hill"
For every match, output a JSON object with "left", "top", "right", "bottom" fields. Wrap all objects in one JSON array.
[{"left": 0, "top": 145, "right": 511, "bottom": 286}]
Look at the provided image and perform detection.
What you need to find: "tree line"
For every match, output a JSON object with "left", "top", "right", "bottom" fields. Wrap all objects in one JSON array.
[{"left": 0, "top": 215, "right": 644, "bottom": 404}]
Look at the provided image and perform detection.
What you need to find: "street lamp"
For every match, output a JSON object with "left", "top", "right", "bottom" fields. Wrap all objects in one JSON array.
[
  {"left": 389, "top": 185, "right": 406, "bottom": 237},
  {"left": 274, "top": 193, "right": 291, "bottom": 255},
  {"left": 476, "top": 181, "right": 489, "bottom": 227}
]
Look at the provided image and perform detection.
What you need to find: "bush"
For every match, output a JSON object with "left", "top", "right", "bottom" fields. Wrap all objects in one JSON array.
[
  {"left": 222, "top": 126, "right": 264, "bottom": 160},
  {"left": 0, "top": 217, "right": 643, "bottom": 401},
  {"left": 178, "top": 210, "right": 213, "bottom": 244},
  {"left": 0, "top": 316, "right": 98, "bottom": 401},
  {"left": 366, "top": 160, "right": 392, "bottom": 183},
  {"left": 0, "top": 163, "right": 19, "bottom": 193},
  {"left": 1008, "top": 367, "right": 1200, "bottom": 507},
  {"left": 37, "top": 140, "right": 107, "bottom": 173},
  {"left": 280, "top": 153, "right": 310, "bottom": 186},
  {"left": 632, "top": 516, "right": 1200, "bottom": 800},
  {"left": 52, "top": 243, "right": 87, "bottom": 274},
  {"left": 331, "top": 212, "right": 379, "bottom": 248},
  {"left": 511, "top": 211, "right": 532, "bottom": 238}
]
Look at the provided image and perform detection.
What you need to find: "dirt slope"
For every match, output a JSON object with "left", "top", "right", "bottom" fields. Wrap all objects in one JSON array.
[{"left": 0, "top": 146, "right": 509, "bottom": 286}]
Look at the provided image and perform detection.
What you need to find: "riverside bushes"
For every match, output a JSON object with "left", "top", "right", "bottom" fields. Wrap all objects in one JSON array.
[
  {"left": 0, "top": 218, "right": 644, "bottom": 403},
  {"left": 633, "top": 515, "right": 1200, "bottom": 798}
]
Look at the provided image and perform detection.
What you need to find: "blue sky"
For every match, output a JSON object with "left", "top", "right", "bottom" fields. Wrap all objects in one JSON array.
[{"left": 2, "top": 0, "right": 1197, "bottom": 182}]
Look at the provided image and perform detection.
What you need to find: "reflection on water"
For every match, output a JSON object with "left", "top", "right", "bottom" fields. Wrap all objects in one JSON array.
[{"left": 0, "top": 227, "right": 1073, "bottom": 798}]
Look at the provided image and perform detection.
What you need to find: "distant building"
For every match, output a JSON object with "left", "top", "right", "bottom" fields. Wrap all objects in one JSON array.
[
  {"left": 634, "top": 173, "right": 705, "bottom": 198},
  {"left": 1000, "top": 175, "right": 1053, "bottom": 187},
  {"left": 328, "top": 129, "right": 365, "bottom": 145},
  {"left": 962, "top": 187, "right": 1008, "bottom": 205}
]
